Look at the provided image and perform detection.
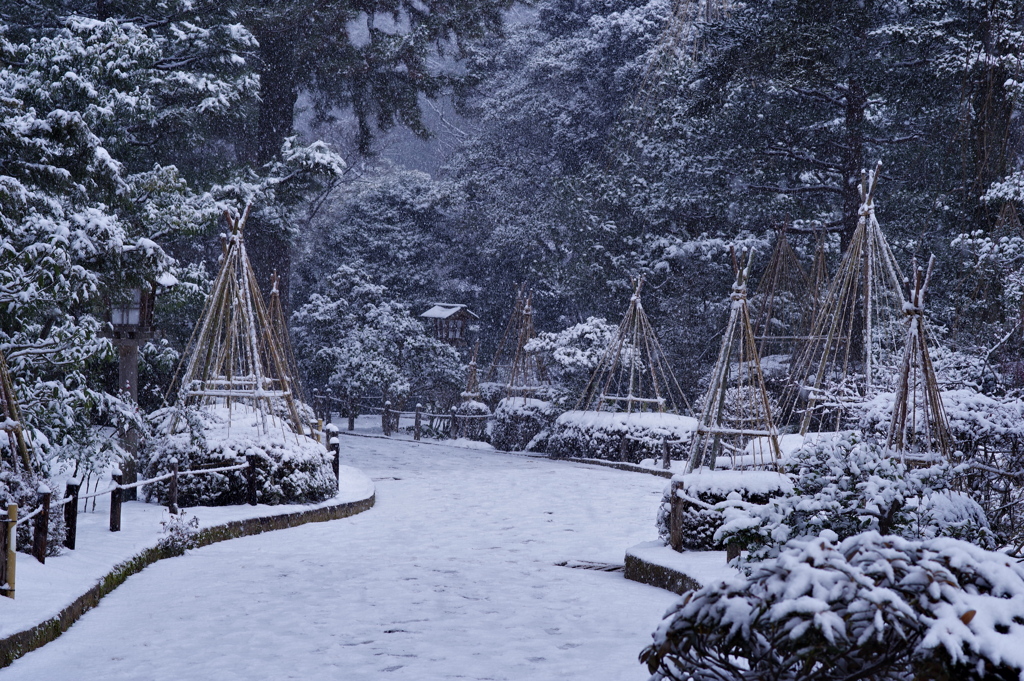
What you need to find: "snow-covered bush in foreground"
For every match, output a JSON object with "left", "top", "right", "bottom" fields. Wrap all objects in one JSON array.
[
  {"left": 490, "top": 398, "right": 561, "bottom": 451},
  {"left": 548, "top": 410, "right": 696, "bottom": 463},
  {"left": 656, "top": 470, "right": 793, "bottom": 551},
  {"left": 716, "top": 433, "right": 996, "bottom": 557},
  {"left": 642, "top": 531, "right": 1024, "bottom": 681},
  {"left": 144, "top": 407, "right": 335, "bottom": 507}
]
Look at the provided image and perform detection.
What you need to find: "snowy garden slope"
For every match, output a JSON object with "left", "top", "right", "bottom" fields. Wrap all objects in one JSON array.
[
  {"left": 0, "top": 432, "right": 677, "bottom": 681},
  {"left": 0, "top": 465, "right": 373, "bottom": 646}
]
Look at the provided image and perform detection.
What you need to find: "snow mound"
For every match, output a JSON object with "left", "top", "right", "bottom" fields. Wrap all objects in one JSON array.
[
  {"left": 548, "top": 410, "right": 696, "bottom": 463},
  {"left": 144, "top": 405, "right": 336, "bottom": 507}
]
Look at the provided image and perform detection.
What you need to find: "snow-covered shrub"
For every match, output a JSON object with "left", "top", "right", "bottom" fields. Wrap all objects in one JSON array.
[
  {"left": 716, "top": 433, "right": 996, "bottom": 558},
  {"left": 548, "top": 410, "right": 696, "bottom": 463},
  {"left": 452, "top": 400, "right": 490, "bottom": 441},
  {"left": 856, "top": 388, "right": 1024, "bottom": 456},
  {"left": 642, "top": 531, "right": 1024, "bottom": 681},
  {"left": 0, "top": 471, "right": 66, "bottom": 557},
  {"left": 656, "top": 471, "right": 793, "bottom": 551},
  {"left": 143, "top": 406, "right": 335, "bottom": 507},
  {"left": 158, "top": 510, "right": 200, "bottom": 556},
  {"left": 856, "top": 390, "right": 1024, "bottom": 547},
  {"left": 490, "top": 398, "right": 561, "bottom": 451}
]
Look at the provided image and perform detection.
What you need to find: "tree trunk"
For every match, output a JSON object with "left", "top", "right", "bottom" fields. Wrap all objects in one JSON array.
[
  {"left": 840, "top": 79, "right": 866, "bottom": 252},
  {"left": 245, "top": 24, "right": 300, "bottom": 311},
  {"left": 252, "top": 26, "right": 299, "bottom": 166}
]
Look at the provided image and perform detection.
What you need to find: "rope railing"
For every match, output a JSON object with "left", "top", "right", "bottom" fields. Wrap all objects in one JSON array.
[
  {"left": 1, "top": 428, "right": 347, "bottom": 599},
  {"left": 12, "top": 504, "right": 43, "bottom": 528}
]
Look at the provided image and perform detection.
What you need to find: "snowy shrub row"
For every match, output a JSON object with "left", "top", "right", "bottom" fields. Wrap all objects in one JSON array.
[
  {"left": 656, "top": 470, "right": 793, "bottom": 551},
  {"left": 716, "top": 433, "right": 997, "bottom": 557},
  {"left": 547, "top": 410, "right": 696, "bottom": 463},
  {"left": 143, "top": 407, "right": 336, "bottom": 507},
  {"left": 855, "top": 388, "right": 1024, "bottom": 452},
  {"left": 490, "top": 398, "right": 561, "bottom": 451},
  {"left": 643, "top": 531, "right": 1024, "bottom": 681}
]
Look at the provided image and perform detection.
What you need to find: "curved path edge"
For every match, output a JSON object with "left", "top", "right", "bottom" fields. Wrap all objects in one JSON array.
[{"left": 0, "top": 493, "right": 376, "bottom": 669}]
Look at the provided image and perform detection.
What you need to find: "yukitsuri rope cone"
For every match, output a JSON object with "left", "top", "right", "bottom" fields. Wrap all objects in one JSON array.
[
  {"left": 0, "top": 350, "right": 31, "bottom": 473},
  {"left": 483, "top": 284, "right": 525, "bottom": 389},
  {"left": 785, "top": 162, "right": 907, "bottom": 435},
  {"left": 686, "top": 249, "right": 781, "bottom": 473},
  {"left": 751, "top": 227, "right": 811, "bottom": 359},
  {"left": 577, "top": 278, "right": 690, "bottom": 416},
  {"left": 484, "top": 286, "right": 549, "bottom": 402},
  {"left": 166, "top": 206, "right": 312, "bottom": 438},
  {"left": 886, "top": 256, "right": 952, "bottom": 463},
  {"left": 267, "top": 269, "right": 309, "bottom": 412}
]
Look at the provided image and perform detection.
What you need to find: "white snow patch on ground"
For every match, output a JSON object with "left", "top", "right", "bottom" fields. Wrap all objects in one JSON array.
[
  {"left": 1, "top": 432, "right": 676, "bottom": 681},
  {"left": 0, "top": 465, "right": 373, "bottom": 640}
]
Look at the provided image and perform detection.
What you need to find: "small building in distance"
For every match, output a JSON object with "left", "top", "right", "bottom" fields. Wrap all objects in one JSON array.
[{"left": 420, "top": 303, "right": 479, "bottom": 348}]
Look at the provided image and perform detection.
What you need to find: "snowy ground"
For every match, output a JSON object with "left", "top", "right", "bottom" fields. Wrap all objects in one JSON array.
[
  {"left": 0, "top": 465, "right": 373, "bottom": 640},
  {"left": 1, "top": 433, "right": 678, "bottom": 681}
]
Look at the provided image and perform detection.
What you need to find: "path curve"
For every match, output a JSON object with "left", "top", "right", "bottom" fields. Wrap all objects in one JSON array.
[{"left": 0, "top": 437, "right": 676, "bottom": 681}]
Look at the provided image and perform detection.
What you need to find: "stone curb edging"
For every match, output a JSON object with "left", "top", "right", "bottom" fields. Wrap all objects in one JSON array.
[
  {"left": 0, "top": 493, "right": 375, "bottom": 669},
  {"left": 562, "top": 457, "right": 674, "bottom": 478},
  {"left": 624, "top": 551, "right": 700, "bottom": 595}
]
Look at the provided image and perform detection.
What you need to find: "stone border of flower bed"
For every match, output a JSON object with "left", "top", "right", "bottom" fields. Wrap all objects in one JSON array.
[
  {"left": 624, "top": 550, "right": 700, "bottom": 595},
  {"left": 624, "top": 542, "right": 736, "bottom": 595},
  {"left": 0, "top": 493, "right": 375, "bottom": 669},
  {"left": 561, "top": 457, "right": 674, "bottom": 478}
]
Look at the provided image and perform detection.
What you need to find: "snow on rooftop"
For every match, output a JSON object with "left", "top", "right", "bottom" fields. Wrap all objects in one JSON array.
[{"left": 419, "top": 303, "right": 478, "bottom": 319}]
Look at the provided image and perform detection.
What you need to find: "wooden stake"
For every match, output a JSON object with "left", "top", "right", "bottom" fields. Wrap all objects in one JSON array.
[
  {"left": 64, "top": 480, "right": 79, "bottom": 550},
  {"left": 32, "top": 486, "right": 50, "bottom": 564},
  {"left": 109, "top": 472, "right": 123, "bottom": 532}
]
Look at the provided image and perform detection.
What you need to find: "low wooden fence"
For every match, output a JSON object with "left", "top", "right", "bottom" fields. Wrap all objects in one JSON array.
[
  {"left": 316, "top": 394, "right": 493, "bottom": 440},
  {"left": 0, "top": 433, "right": 344, "bottom": 600},
  {"left": 378, "top": 403, "right": 491, "bottom": 441}
]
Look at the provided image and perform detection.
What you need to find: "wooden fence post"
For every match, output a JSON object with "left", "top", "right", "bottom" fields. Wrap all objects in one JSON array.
[
  {"left": 324, "top": 424, "right": 340, "bottom": 485},
  {"left": 414, "top": 404, "right": 422, "bottom": 441},
  {"left": 32, "top": 484, "right": 51, "bottom": 564},
  {"left": 382, "top": 401, "right": 392, "bottom": 436},
  {"left": 347, "top": 400, "right": 355, "bottom": 431},
  {"left": 2, "top": 504, "right": 16, "bottom": 599},
  {"left": 168, "top": 459, "right": 179, "bottom": 515},
  {"left": 109, "top": 470, "right": 123, "bottom": 532},
  {"left": 246, "top": 454, "right": 258, "bottom": 506},
  {"left": 618, "top": 434, "right": 628, "bottom": 462},
  {"left": 449, "top": 408, "right": 457, "bottom": 439},
  {"left": 64, "top": 479, "right": 80, "bottom": 550},
  {"left": 662, "top": 437, "right": 671, "bottom": 470}
]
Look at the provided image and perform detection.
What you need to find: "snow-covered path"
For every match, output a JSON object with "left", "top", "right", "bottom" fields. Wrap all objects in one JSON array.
[{"left": 1, "top": 436, "right": 677, "bottom": 680}]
